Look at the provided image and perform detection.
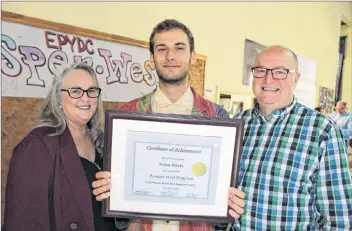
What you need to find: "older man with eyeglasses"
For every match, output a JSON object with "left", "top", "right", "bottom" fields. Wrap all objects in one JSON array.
[
  {"left": 329, "top": 101, "right": 352, "bottom": 148},
  {"left": 233, "top": 45, "right": 352, "bottom": 230}
]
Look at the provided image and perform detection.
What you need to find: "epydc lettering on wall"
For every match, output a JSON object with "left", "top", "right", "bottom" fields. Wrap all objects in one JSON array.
[{"left": 1, "top": 20, "right": 158, "bottom": 102}]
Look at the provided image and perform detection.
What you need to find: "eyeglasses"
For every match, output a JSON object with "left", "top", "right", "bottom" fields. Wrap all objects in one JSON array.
[
  {"left": 336, "top": 107, "right": 347, "bottom": 112},
  {"left": 61, "top": 87, "right": 101, "bottom": 99},
  {"left": 251, "top": 67, "right": 297, "bottom": 80}
]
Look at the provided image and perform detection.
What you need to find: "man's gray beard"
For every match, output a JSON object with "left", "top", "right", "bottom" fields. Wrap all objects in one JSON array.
[{"left": 156, "top": 68, "right": 188, "bottom": 84}]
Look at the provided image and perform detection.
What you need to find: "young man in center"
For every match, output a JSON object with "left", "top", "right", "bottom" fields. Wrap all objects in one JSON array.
[
  {"left": 93, "top": 19, "right": 246, "bottom": 231},
  {"left": 121, "top": 19, "right": 228, "bottom": 118}
]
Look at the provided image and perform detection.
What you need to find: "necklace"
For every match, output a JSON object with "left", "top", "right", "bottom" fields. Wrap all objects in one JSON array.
[{"left": 92, "top": 160, "right": 101, "bottom": 171}]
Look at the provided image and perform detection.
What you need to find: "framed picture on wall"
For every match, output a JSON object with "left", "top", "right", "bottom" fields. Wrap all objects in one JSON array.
[
  {"left": 318, "top": 86, "right": 334, "bottom": 114},
  {"left": 242, "top": 39, "right": 266, "bottom": 86}
]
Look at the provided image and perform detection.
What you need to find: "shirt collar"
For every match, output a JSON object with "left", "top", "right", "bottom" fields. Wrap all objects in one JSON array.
[
  {"left": 253, "top": 97, "right": 297, "bottom": 120},
  {"left": 153, "top": 85, "right": 193, "bottom": 108}
]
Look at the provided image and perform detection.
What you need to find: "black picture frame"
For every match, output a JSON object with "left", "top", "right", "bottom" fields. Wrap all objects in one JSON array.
[{"left": 102, "top": 110, "right": 244, "bottom": 223}]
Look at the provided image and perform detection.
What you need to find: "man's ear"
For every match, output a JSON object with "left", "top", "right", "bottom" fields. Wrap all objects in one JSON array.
[
  {"left": 190, "top": 51, "right": 196, "bottom": 65},
  {"left": 294, "top": 72, "right": 301, "bottom": 83},
  {"left": 150, "top": 53, "right": 155, "bottom": 69}
]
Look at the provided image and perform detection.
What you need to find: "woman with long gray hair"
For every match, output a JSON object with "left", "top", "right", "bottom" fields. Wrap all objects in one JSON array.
[{"left": 3, "top": 63, "right": 118, "bottom": 231}]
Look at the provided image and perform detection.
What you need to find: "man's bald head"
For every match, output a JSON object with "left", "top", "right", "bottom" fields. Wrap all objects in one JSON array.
[
  {"left": 255, "top": 45, "right": 299, "bottom": 71},
  {"left": 336, "top": 101, "right": 348, "bottom": 115},
  {"left": 251, "top": 44, "right": 302, "bottom": 117}
]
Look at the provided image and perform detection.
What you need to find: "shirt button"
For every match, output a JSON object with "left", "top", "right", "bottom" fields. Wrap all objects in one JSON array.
[{"left": 70, "top": 222, "right": 78, "bottom": 229}]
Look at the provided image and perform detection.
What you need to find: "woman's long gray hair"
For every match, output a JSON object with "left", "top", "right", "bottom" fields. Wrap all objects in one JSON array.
[{"left": 32, "top": 63, "right": 104, "bottom": 155}]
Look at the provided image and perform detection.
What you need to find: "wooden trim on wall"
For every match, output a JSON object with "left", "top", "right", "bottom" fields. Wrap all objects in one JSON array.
[{"left": 1, "top": 10, "right": 207, "bottom": 61}]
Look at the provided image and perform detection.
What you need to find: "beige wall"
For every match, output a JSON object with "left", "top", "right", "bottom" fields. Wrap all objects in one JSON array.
[
  {"left": 2, "top": 2, "right": 352, "bottom": 109},
  {"left": 341, "top": 23, "right": 352, "bottom": 110}
]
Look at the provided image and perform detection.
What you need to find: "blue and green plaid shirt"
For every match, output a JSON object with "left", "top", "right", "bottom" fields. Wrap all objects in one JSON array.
[{"left": 233, "top": 99, "right": 352, "bottom": 230}]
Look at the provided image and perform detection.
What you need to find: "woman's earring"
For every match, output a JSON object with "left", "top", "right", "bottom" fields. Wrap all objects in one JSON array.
[{"left": 59, "top": 102, "right": 62, "bottom": 108}]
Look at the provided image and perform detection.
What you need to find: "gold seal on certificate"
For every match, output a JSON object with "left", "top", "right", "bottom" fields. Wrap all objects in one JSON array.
[{"left": 192, "top": 162, "right": 207, "bottom": 176}]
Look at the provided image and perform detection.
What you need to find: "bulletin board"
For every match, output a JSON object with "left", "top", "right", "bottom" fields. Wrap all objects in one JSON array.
[{"left": 1, "top": 11, "right": 206, "bottom": 220}]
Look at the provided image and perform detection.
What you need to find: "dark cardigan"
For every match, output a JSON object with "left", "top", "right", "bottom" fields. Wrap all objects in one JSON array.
[{"left": 3, "top": 127, "right": 95, "bottom": 231}]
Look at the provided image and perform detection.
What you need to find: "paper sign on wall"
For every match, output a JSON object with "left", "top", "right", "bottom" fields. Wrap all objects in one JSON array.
[{"left": 1, "top": 21, "right": 158, "bottom": 102}]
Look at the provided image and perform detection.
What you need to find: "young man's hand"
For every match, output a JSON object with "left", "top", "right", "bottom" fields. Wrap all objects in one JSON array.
[
  {"left": 92, "top": 171, "right": 111, "bottom": 201},
  {"left": 228, "top": 187, "right": 246, "bottom": 219}
]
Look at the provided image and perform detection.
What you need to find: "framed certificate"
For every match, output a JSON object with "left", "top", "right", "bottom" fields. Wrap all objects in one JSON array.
[{"left": 102, "top": 110, "right": 244, "bottom": 223}]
